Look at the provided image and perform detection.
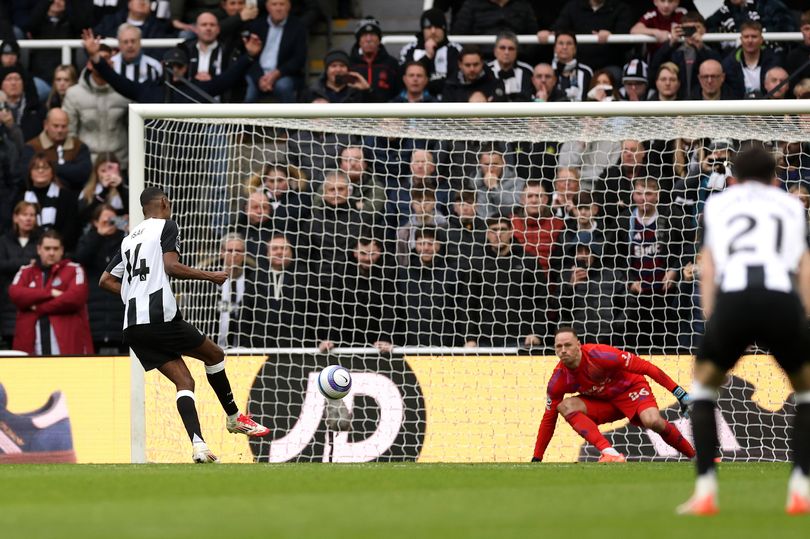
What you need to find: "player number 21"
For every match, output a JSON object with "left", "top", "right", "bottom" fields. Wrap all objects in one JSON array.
[{"left": 628, "top": 388, "right": 650, "bottom": 401}]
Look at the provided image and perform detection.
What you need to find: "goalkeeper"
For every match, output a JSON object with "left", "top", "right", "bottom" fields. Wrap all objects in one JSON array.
[{"left": 532, "top": 327, "right": 695, "bottom": 462}]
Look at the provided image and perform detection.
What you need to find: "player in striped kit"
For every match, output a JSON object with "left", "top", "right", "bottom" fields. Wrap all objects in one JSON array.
[
  {"left": 100, "top": 187, "right": 269, "bottom": 463},
  {"left": 678, "top": 145, "right": 810, "bottom": 515}
]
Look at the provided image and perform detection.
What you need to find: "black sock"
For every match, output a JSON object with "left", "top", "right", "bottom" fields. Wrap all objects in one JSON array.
[
  {"left": 176, "top": 393, "right": 204, "bottom": 444},
  {"left": 691, "top": 400, "right": 718, "bottom": 476},
  {"left": 793, "top": 402, "right": 810, "bottom": 476},
  {"left": 206, "top": 363, "right": 239, "bottom": 416}
]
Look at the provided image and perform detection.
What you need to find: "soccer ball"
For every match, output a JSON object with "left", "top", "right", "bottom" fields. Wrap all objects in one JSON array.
[{"left": 317, "top": 365, "right": 352, "bottom": 400}]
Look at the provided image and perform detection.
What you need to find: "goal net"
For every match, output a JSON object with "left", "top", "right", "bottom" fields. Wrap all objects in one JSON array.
[{"left": 130, "top": 101, "right": 809, "bottom": 463}]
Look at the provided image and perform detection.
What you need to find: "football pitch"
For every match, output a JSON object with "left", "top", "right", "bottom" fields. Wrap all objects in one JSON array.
[{"left": 1, "top": 463, "right": 806, "bottom": 539}]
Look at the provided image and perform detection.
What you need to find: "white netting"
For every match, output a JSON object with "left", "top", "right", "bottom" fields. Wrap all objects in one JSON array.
[{"left": 139, "top": 107, "right": 810, "bottom": 463}]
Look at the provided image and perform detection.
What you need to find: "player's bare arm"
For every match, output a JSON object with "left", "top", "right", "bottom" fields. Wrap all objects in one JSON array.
[
  {"left": 698, "top": 245, "right": 716, "bottom": 319},
  {"left": 99, "top": 271, "right": 122, "bottom": 296},
  {"left": 798, "top": 250, "right": 810, "bottom": 317},
  {"left": 163, "top": 251, "right": 227, "bottom": 285}
]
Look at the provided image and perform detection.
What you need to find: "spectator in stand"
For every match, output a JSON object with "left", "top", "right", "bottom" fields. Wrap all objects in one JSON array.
[
  {"left": 585, "top": 68, "right": 621, "bottom": 101},
  {"left": 452, "top": 0, "right": 538, "bottom": 36},
  {"left": 619, "top": 58, "right": 652, "bottom": 100},
  {"left": 672, "top": 138, "right": 735, "bottom": 227},
  {"left": 286, "top": 125, "right": 350, "bottom": 186},
  {"left": 73, "top": 204, "right": 126, "bottom": 352},
  {"left": 786, "top": 11, "right": 810, "bottom": 94},
  {"left": 386, "top": 148, "right": 444, "bottom": 230},
  {"left": 322, "top": 235, "right": 400, "bottom": 352},
  {"left": 8, "top": 229, "right": 94, "bottom": 355},
  {"left": 94, "top": 0, "right": 175, "bottom": 39},
  {"left": 511, "top": 179, "right": 564, "bottom": 272},
  {"left": 244, "top": 162, "right": 311, "bottom": 242},
  {"left": 473, "top": 142, "right": 525, "bottom": 219},
  {"left": 395, "top": 188, "right": 448, "bottom": 267},
  {"left": 777, "top": 140, "right": 810, "bottom": 188},
  {"left": 397, "top": 226, "right": 463, "bottom": 346},
  {"left": 0, "top": 201, "right": 38, "bottom": 349},
  {"left": 77, "top": 0, "right": 126, "bottom": 28},
  {"left": 236, "top": 188, "right": 275, "bottom": 259},
  {"left": 721, "top": 20, "right": 783, "bottom": 99},
  {"left": 550, "top": 191, "right": 613, "bottom": 276},
  {"left": 211, "top": 0, "right": 259, "bottom": 52},
  {"left": 338, "top": 144, "right": 386, "bottom": 221},
  {"left": 399, "top": 8, "right": 462, "bottom": 100},
  {"left": 762, "top": 66, "right": 789, "bottom": 98},
  {"left": 550, "top": 166, "right": 582, "bottom": 219},
  {"left": 170, "top": 0, "right": 226, "bottom": 35},
  {"left": 558, "top": 242, "right": 626, "bottom": 343},
  {"left": 13, "top": 153, "right": 78, "bottom": 249},
  {"left": 22, "top": 108, "right": 92, "bottom": 193},
  {"left": 390, "top": 62, "right": 436, "bottom": 103},
  {"left": 63, "top": 43, "right": 131, "bottom": 168},
  {"left": 0, "top": 40, "right": 41, "bottom": 103},
  {"left": 442, "top": 46, "right": 499, "bottom": 102},
  {"left": 531, "top": 63, "right": 566, "bottom": 102},
  {"left": 794, "top": 78, "right": 810, "bottom": 99},
  {"left": 77, "top": 152, "right": 128, "bottom": 225},
  {"left": 110, "top": 24, "right": 164, "bottom": 83},
  {"left": 0, "top": 90, "right": 24, "bottom": 231},
  {"left": 44, "top": 65, "right": 77, "bottom": 110},
  {"left": 697, "top": 58, "right": 732, "bottom": 100},
  {"left": 180, "top": 232, "right": 258, "bottom": 348},
  {"left": 618, "top": 177, "right": 688, "bottom": 353},
  {"left": 349, "top": 17, "right": 400, "bottom": 103},
  {"left": 650, "top": 61, "right": 681, "bottom": 100},
  {"left": 649, "top": 11, "right": 721, "bottom": 100},
  {"left": 0, "top": 62, "right": 46, "bottom": 141},
  {"left": 630, "top": 0, "right": 688, "bottom": 61},
  {"left": 593, "top": 139, "right": 652, "bottom": 222},
  {"left": 550, "top": 31, "right": 593, "bottom": 102},
  {"left": 706, "top": 0, "right": 797, "bottom": 54},
  {"left": 304, "top": 49, "right": 371, "bottom": 103},
  {"left": 539, "top": 0, "right": 634, "bottom": 72},
  {"left": 180, "top": 12, "right": 239, "bottom": 84},
  {"left": 27, "top": 0, "right": 86, "bottom": 85},
  {"left": 246, "top": 233, "right": 329, "bottom": 348},
  {"left": 247, "top": 0, "right": 307, "bottom": 103},
  {"left": 305, "top": 170, "right": 365, "bottom": 268},
  {"left": 83, "top": 28, "right": 263, "bottom": 103},
  {"left": 444, "top": 189, "right": 487, "bottom": 272},
  {"left": 487, "top": 31, "right": 534, "bottom": 102},
  {"left": 557, "top": 138, "right": 621, "bottom": 190},
  {"left": 466, "top": 216, "right": 547, "bottom": 348}
]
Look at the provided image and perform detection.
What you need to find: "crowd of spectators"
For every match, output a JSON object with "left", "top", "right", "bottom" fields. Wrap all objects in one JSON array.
[{"left": 1, "top": 0, "right": 810, "bottom": 355}]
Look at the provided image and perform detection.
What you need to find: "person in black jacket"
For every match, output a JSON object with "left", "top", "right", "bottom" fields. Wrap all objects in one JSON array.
[
  {"left": 465, "top": 215, "right": 548, "bottom": 348},
  {"left": 452, "top": 0, "right": 538, "bottom": 37},
  {"left": 0, "top": 200, "right": 38, "bottom": 348},
  {"left": 27, "top": 0, "right": 87, "bottom": 83},
  {"left": 73, "top": 204, "right": 126, "bottom": 352},
  {"left": 0, "top": 63, "right": 45, "bottom": 141},
  {"left": 349, "top": 17, "right": 401, "bottom": 103},
  {"left": 442, "top": 46, "right": 499, "bottom": 102},
  {"left": 397, "top": 226, "right": 464, "bottom": 347},
  {"left": 304, "top": 49, "right": 372, "bottom": 103},
  {"left": 81, "top": 27, "right": 262, "bottom": 103},
  {"left": 399, "top": 8, "right": 462, "bottom": 99},
  {"left": 0, "top": 102, "right": 23, "bottom": 233},
  {"left": 246, "top": 0, "right": 307, "bottom": 103},
  {"left": 93, "top": 0, "right": 175, "bottom": 40}
]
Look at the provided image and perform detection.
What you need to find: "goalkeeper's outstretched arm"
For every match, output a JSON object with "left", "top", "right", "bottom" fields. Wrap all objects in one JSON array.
[{"left": 532, "top": 397, "right": 561, "bottom": 462}]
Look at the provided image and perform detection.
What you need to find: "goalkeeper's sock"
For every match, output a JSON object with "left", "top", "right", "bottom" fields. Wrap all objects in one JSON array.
[
  {"left": 792, "top": 395, "right": 810, "bottom": 476},
  {"left": 564, "top": 411, "right": 611, "bottom": 451},
  {"left": 176, "top": 390, "right": 204, "bottom": 443},
  {"left": 205, "top": 360, "right": 239, "bottom": 416},
  {"left": 660, "top": 421, "right": 696, "bottom": 458},
  {"left": 690, "top": 397, "right": 718, "bottom": 476}
]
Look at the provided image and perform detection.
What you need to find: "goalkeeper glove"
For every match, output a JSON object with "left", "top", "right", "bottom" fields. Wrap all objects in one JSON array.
[{"left": 672, "top": 386, "right": 692, "bottom": 418}]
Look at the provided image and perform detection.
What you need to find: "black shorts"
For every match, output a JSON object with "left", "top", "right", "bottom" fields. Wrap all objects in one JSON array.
[
  {"left": 123, "top": 318, "right": 207, "bottom": 371},
  {"left": 697, "top": 289, "right": 810, "bottom": 375}
]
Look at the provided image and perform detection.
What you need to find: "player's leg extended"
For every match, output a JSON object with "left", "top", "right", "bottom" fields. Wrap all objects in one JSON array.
[
  {"left": 676, "top": 360, "right": 725, "bottom": 515},
  {"left": 157, "top": 359, "right": 218, "bottom": 463},
  {"left": 559, "top": 397, "right": 625, "bottom": 462},
  {"left": 786, "top": 363, "right": 810, "bottom": 514},
  {"left": 636, "top": 406, "right": 695, "bottom": 458},
  {"left": 184, "top": 338, "right": 270, "bottom": 437}
]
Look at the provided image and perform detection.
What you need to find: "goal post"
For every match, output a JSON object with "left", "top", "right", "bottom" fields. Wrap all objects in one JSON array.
[{"left": 127, "top": 100, "right": 810, "bottom": 463}]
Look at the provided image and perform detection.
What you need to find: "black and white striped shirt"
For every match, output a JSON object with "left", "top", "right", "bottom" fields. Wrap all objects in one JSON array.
[
  {"left": 111, "top": 53, "right": 163, "bottom": 83},
  {"left": 106, "top": 218, "right": 181, "bottom": 328},
  {"left": 703, "top": 182, "right": 808, "bottom": 293},
  {"left": 487, "top": 59, "right": 534, "bottom": 101}
]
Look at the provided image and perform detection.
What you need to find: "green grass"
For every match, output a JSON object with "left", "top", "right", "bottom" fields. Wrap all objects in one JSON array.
[{"left": 0, "top": 463, "right": 806, "bottom": 539}]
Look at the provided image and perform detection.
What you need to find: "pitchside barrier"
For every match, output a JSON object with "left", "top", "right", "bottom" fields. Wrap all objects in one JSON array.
[{"left": 0, "top": 354, "right": 795, "bottom": 463}]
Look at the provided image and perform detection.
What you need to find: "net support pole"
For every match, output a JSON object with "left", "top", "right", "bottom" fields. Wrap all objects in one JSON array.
[{"left": 128, "top": 105, "right": 146, "bottom": 463}]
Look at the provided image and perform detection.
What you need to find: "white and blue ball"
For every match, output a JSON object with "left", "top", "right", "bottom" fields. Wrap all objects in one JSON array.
[{"left": 317, "top": 365, "right": 352, "bottom": 400}]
